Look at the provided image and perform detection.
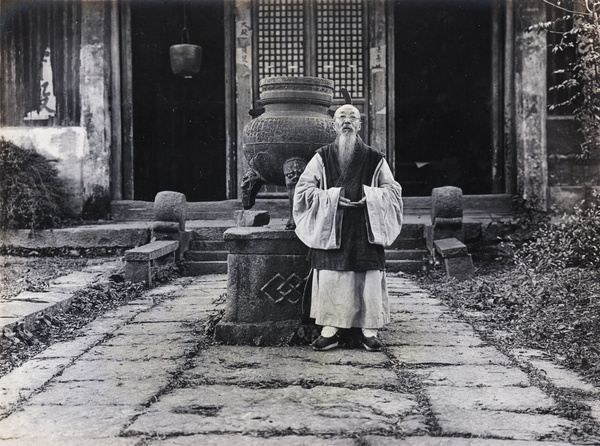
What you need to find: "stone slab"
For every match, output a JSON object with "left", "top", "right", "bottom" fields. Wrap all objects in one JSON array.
[
  {"left": 0, "top": 224, "right": 150, "bottom": 250},
  {"left": 434, "top": 238, "right": 469, "bottom": 258},
  {"left": 131, "top": 303, "right": 213, "bottom": 323},
  {"left": 26, "top": 378, "right": 167, "bottom": 406},
  {"left": 34, "top": 334, "right": 106, "bottom": 359},
  {"left": 183, "top": 345, "right": 396, "bottom": 388},
  {"left": 124, "top": 240, "right": 179, "bottom": 261},
  {"left": 0, "top": 437, "right": 140, "bottom": 446},
  {"left": 388, "top": 345, "right": 512, "bottom": 366},
  {"left": 364, "top": 437, "right": 573, "bottom": 446},
  {"left": 427, "top": 386, "right": 556, "bottom": 411},
  {"left": 77, "top": 317, "right": 126, "bottom": 336},
  {"left": 84, "top": 338, "right": 195, "bottom": 361},
  {"left": 56, "top": 358, "right": 177, "bottom": 382},
  {"left": 526, "top": 357, "right": 598, "bottom": 395},
  {"left": 112, "top": 321, "right": 192, "bottom": 336},
  {"left": 433, "top": 408, "right": 572, "bottom": 440},
  {"left": 9, "top": 290, "right": 71, "bottom": 304},
  {"left": 0, "top": 358, "right": 71, "bottom": 416},
  {"left": 124, "top": 385, "right": 422, "bottom": 436},
  {"left": 146, "top": 435, "right": 355, "bottom": 446},
  {"left": 413, "top": 365, "right": 531, "bottom": 387},
  {"left": 380, "top": 330, "right": 485, "bottom": 347},
  {"left": 0, "top": 405, "right": 141, "bottom": 440}
]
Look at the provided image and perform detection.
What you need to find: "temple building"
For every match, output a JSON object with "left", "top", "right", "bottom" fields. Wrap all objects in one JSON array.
[{"left": 1, "top": 0, "right": 597, "bottom": 217}]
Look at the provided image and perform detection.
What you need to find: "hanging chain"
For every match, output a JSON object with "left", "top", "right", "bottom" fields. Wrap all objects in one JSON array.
[{"left": 181, "top": 1, "right": 190, "bottom": 44}]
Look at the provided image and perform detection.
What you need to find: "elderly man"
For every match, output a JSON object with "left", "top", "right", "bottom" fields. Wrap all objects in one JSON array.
[{"left": 293, "top": 104, "right": 403, "bottom": 351}]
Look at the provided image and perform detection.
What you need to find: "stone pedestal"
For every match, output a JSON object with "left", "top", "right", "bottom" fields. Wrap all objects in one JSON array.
[{"left": 214, "top": 227, "right": 311, "bottom": 346}]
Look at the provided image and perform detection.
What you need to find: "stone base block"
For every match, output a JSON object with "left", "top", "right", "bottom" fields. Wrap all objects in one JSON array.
[
  {"left": 444, "top": 254, "right": 474, "bottom": 281},
  {"left": 219, "top": 226, "right": 311, "bottom": 345},
  {"left": 214, "top": 320, "right": 303, "bottom": 346},
  {"left": 124, "top": 260, "right": 151, "bottom": 285}
]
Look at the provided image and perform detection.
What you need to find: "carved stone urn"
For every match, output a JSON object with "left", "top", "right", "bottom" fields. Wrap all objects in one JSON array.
[{"left": 242, "top": 76, "right": 337, "bottom": 229}]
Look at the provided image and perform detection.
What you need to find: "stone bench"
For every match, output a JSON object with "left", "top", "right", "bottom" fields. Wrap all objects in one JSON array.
[
  {"left": 433, "top": 237, "right": 474, "bottom": 281},
  {"left": 123, "top": 240, "right": 179, "bottom": 286}
]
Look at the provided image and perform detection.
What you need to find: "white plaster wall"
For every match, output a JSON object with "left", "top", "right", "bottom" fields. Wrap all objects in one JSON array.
[{"left": 0, "top": 127, "right": 88, "bottom": 214}]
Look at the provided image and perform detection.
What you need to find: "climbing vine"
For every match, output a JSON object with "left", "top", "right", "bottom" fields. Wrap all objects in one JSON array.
[{"left": 528, "top": 0, "right": 600, "bottom": 158}]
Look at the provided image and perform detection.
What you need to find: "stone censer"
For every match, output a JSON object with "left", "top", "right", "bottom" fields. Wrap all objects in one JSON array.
[
  {"left": 214, "top": 76, "right": 337, "bottom": 345},
  {"left": 241, "top": 76, "right": 337, "bottom": 229}
]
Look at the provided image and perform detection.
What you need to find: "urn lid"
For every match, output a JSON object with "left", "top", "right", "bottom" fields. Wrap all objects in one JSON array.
[{"left": 259, "top": 76, "right": 334, "bottom": 108}]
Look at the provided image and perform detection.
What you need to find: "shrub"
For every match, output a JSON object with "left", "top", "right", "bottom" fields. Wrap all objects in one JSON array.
[
  {"left": 0, "top": 139, "right": 69, "bottom": 230},
  {"left": 516, "top": 190, "right": 600, "bottom": 271}
]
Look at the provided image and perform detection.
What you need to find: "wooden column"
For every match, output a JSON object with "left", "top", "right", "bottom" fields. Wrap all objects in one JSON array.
[
  {"left": 80, "top": 1, "right": 112, "bottom": 201},
  {"left": 514, "top": 0, "right": 547, "bottom": 208},
  {"left": 234, "top": 0, "right": 254, "bottom": 201},
  {"left": 368, "top": 0, "right": 388, "bottom": 157}
]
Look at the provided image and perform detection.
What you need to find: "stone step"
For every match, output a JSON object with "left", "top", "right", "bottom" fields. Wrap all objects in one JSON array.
[
  {"left": 184, "top": 258, "right": 425, "bottom": 276},
  {"left": 385, "top": 249, "right": 428, "bottom": 261},
  {"left": 188, "top": 223, "right": 428, "bottom": 243},
  {"left": 185, "top": 249, "right": 425, "bottom": 264},
  {"left": 189, "top": 240, "right": 227, "bottom": 251},
  {"left": 111, "top": 195, "right": 514, "bottom": 221},
  {"left": 185, "top": 250, "right": 229, "bottom": 262},
  {"left": 386, "top": 259, "right": 426, "bottom": 274},
  {"left": 185, "top": 261, "right": 228, "bottom": 276},
  {"left": 391, "top": 239, "right": 427, "bottom": 250}
]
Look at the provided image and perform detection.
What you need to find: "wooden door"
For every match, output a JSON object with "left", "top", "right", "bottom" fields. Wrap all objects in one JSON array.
[
  {"left": 130, "top": 0, "right": 226, "bottom": 202},
  {"left": 394, "top": 0, "right": 501, "bottom": 196}
]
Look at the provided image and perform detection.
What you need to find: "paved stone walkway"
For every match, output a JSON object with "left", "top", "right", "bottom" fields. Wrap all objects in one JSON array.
[{"left": 0, "top": 273, "right": 596, "bottom": 445}]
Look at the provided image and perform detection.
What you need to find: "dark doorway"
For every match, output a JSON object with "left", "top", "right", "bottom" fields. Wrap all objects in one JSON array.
[
  {"left": 130, "top": 0, "right": 226, "bottom": 201},
  {"left": 394, "top": 0, "right": 495, "bottom": 196}
]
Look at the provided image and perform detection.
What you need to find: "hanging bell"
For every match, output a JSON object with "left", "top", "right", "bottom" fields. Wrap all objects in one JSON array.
[{"left": 170, "top": 43, "right": 202, "bottom": 78}]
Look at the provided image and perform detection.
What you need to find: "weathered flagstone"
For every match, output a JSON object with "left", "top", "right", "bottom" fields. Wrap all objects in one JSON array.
[
  {"left": 364, "top": 436, "right": 573, "bottom": 446},
  {"left": 55, "top": 358, "right": 177, "bottom": 382},
  {"left": 183, "top": 346, "right": 396, "bottom": 388},
  {"left": 433, "top": 408, "right": 572, "bottom": 440},
  {"left": 77, "top": 317, "right": 127, "bottom": 336},
  {"left": 426, "top": 386, "right": 556, "bottom": 411},
  {"left": 124, "top": 385, "right": 424, "bottom": 436},
  {"left": 26, "top": 378, "right": 166, "bottom": 406},
  {"left": 0, "top": 438, "right": 139, "bottom": 446},
  {"left": 34, "top": 333, "right": 106, "bottom": 359},
  {"left": 111, "top": 321, "right": 192, "bottom": 336},
  {"left": 380, "top": 330, "right": 484, "bottom": 347},
  {"left": 100, "top": 303, "right": 150, "bottom": 320},
  {"left": 389, "top": 345, "right": 512, "bottom": 366},
  {"left": 387, "top": 319, "right": 474, "bottom": 333},
  {"left": 131, "top": 303, "right": 214, "bottom": 323},
  {"left": 146, "top": 435, "right": 356, "bottom": 445},
  {"left": 413, "top": 364, "right": 531, "bottom": 387},
  {"left": 0, "top": 405, "right": 141, "bottom": 440},
  {"left": 0, "top": 358, "right": 67, "bottom": 391},
  {"left": 82, "top": 339, "right": 195, "bottom": 361}
]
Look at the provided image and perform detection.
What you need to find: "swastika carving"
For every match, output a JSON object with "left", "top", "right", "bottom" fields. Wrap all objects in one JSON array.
[{"left": 260, "top": 272, "right": 308, "bottom": 305}]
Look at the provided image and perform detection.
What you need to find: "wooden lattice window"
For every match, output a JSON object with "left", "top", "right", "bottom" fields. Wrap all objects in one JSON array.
[
  {"left": 255, "top": 0, "right": 364, "bottom": 100},
  {"left": 257, "top": 0, "right": 304, "bottom": 79},
  {"left": 316, "top": 0, "right": 364, "bottom": 100}
]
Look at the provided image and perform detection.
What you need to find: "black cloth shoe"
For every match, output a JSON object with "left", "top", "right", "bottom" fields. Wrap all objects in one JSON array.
[
  {"left": 312, "top": 334, "right": 339, "bottom": 351},
  {"left": 361, "top": 335, "right": 384, "bottom": 352}
]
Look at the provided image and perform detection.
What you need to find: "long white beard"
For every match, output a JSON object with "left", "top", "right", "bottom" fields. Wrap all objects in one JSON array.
[{"left": 337, "top": 132, "right": 357, "bottom": 154}]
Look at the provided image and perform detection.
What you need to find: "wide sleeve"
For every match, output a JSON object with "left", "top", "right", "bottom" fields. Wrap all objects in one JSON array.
[
  {"left": 363, "top": 158, "right": 403, "bottom": 248},
  {"left": 293, "top": 153, "right": 343, "bottom": 250}
]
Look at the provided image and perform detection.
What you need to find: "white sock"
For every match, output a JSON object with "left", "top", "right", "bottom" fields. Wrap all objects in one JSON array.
[
  {"left": 362, "top": 328, "right": 378, "bottom": 338},
  {"left": 321, "top": 326, "right": 338, "bottom": 338}
]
